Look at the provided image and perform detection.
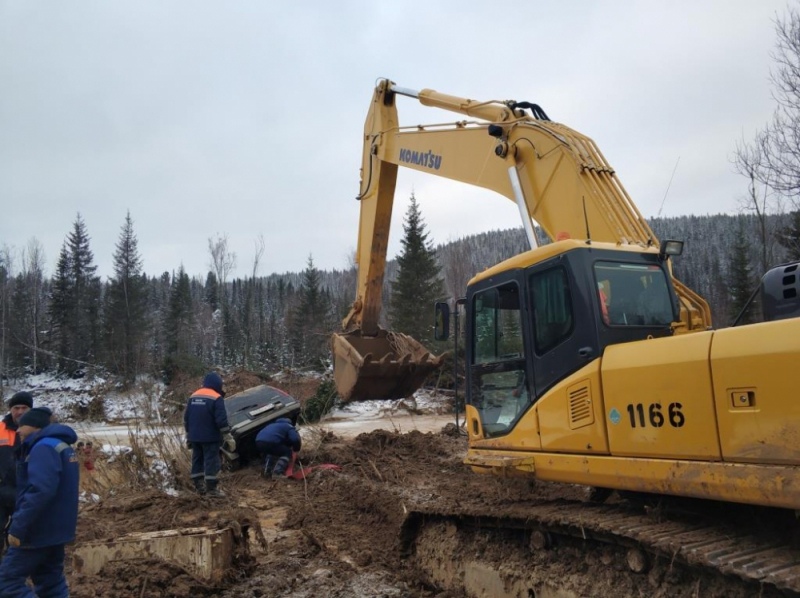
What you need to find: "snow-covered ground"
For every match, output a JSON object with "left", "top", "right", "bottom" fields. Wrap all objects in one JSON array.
[
  {"left": 3, "top": 373, "right": 164, "bottom": 423},
  {"left": 319, "top": 388, "right": 458, "bottom": 436},
  {"left": 3, "top": 372, "right": 458, "bottom": 443}
]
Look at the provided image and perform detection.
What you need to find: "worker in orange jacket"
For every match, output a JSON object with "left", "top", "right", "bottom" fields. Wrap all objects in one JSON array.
[{"left": 0, "top": 391, "right": 33, "bottom": 556}]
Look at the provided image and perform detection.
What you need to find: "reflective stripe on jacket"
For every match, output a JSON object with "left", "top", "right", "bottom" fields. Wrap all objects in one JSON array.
[{"left": 0, "top": 417, "right": 20, "bottom": 509}]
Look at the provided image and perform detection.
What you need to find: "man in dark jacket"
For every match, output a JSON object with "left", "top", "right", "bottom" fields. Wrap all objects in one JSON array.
[
  {"left": 184, "top": 372, "right": 235, "bottom": 497},
  {"left": 255, "top": 415, "right": 302, "bottom": 479},
  {"left": 0, "top": 406, "right": 79, "bottom": 597},
  {"left": 0, "top": 391, "right": 32, "bottom": 554}
]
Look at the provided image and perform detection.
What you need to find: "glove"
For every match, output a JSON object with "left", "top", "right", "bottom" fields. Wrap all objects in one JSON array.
[
  {"left": 7, "top": 534, "right": 20, "bottom": 548},
  {"left": 223, "top": 434, "right": 236, "bottom": 452},
  {"left": 186, "top": 439, "right": 193, "bottom": 450}
]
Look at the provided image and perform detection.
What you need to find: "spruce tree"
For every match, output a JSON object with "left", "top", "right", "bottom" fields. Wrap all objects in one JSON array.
[
  {"left": 204, "top": 271, "right": 219, "bottom": 310},
  {"left": 165, "top": 266, "right": 193, "bottom": 356},
  {"left": 48, "top": 215, "right": 101, "bottom": 375},
  {"left": 49, "top": 243, "right": 73, "bottom": 370},
  {"left": 69, "top": 214, "right": 101, "bottom": 371},
  {"left": 389, "top": 194, "right": 444, "bottom": 346},
  {"left": 289, "top": 255, "right": 332, "bottom": 370},
  {"left": 163, "top": 266, "right": 197, "bottom": 380},
  {"left": 148, "top": 271, "right": 172, "bottom": 366},
  {"left": 104, "top": 212, "right": 149, "bottom": 383}
]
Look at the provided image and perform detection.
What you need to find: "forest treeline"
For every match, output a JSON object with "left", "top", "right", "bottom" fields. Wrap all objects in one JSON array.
[
  {"left": 0, "top": 207, "right": 795, "bottom": 392},
  {"left": 6, "top": 3, "right": 800, "bottom": 393}
]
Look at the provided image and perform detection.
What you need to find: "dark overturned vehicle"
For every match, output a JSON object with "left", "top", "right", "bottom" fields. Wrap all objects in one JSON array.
[{"left": 221, "top": 385, "right": 301, "bottom": 469}]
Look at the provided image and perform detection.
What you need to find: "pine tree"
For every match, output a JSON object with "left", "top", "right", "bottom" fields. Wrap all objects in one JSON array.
[
  {"left": 204, "top": 272, "right": 219, "bottom": 311},
  {"left": 69, "top": 215, "right": 101, "bottom": 371},
  {"left": 47, "top": 215, "right": 101, "bottom": 375},
  {"left": 389, "top": 194, "right": 444, "bottom": 345},
  {"left": 289, "top": 255, "right": 332, "bottom": 370},
  {"left": 49, "top": 243, "right": 73, "bottom": 370},
  {"left": 163, "top": 266, "right": 199, "bottom": 380},
  {"left": 104, "top": 212, "right": 149, "bottom": 383},
  {"left": 165, "top": 266, "right": 193, "bottom": 356},
  {"left": 147, "top": 271, "right": 172, "bottom": 366}
]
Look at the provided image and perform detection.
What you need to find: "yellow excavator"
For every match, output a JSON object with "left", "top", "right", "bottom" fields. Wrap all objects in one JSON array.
[{"left": 332, "top": 78, "right": 800, "bottom": 515}]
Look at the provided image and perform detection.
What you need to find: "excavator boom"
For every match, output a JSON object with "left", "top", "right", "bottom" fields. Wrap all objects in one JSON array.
[{"left": 333, "top": 79, "right": 710, "bottom": 402}]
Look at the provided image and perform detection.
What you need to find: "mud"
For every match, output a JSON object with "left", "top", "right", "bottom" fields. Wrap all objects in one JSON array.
[{"left": 64, "top": 424, "right": 788, "bottom": 598}]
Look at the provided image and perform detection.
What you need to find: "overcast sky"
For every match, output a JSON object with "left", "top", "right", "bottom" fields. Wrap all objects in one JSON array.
[{"left": 0, "top": 1, "right": 792, "bottom": 280}]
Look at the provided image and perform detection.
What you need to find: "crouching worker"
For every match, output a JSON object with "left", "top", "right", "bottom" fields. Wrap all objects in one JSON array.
[
  {"left": 256, "top": 415, "right": 301, "bottom": 479},
  {"left": 0, "top": 407, "right": 79, "bottom": 598}
]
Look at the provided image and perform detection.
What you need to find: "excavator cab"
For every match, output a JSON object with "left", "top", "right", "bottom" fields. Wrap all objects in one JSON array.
[{"left": 464, "top": 244, "right": 679, "bottom": 441}]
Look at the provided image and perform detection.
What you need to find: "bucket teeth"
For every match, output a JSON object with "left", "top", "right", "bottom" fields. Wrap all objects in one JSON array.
[{"left": 332, "top": 329, "right": 444, "bottom": 402}]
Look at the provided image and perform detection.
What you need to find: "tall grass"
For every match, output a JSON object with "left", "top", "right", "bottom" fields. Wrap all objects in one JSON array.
[{"left": 80, "top": 423, "right": 192, "bottom": 498}]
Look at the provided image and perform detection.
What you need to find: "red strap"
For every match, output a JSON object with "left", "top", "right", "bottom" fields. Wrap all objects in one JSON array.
[{"left": 284, "top": 451, "right": 341, "bottom": 480}]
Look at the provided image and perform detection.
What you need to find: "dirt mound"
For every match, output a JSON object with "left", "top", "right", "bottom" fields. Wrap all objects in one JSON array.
[
  {"left": 270, "top": 372, "right": 323, "bottom": 404},
  {"left": 169, "top": 369, "right": 320, "bottom": 405},
  {"left": 222, "top": 368, "right": 273, "bottom": 396}
]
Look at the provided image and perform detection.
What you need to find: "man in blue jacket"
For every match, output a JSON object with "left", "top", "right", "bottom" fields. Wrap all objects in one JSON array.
[
  {"left": 255, "top": 415, "right": 302, "bottom": 479},
  {"left": 184, "top": 372, "right": 235, "bottom": 498},
  {"left": 0, "top": 406, "right": 79, "bottom": 598}
]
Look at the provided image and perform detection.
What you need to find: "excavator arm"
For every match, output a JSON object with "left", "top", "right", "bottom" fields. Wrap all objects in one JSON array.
[{"left": 333, "top": 79, "right": 711, "bottom": 401}]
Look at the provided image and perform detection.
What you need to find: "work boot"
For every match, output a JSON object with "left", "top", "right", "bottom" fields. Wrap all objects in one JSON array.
[
  {"left": 192, "top": 477, "right": 206, "bottom": 495},
  {"left": 262, "top": 456, "right": 274, "bottom": 479},
  {"left": 272, "top": 456, "right": 290, "bottom": 479},
  {"left": 206, "top": 479, "right": 225, "bottom": 498}
]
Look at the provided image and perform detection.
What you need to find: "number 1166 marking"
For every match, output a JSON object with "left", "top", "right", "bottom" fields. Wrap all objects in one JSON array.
[{"left": 626, "top": 402, "right": 685, "bottom": 428}]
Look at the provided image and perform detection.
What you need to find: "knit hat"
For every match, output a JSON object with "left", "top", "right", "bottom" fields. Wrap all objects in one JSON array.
[
  {"left": 18, "top": 407, "right": 52, "bottom": 429},
  {"left": 8, "top": 391, "right": 33, "bottom": 409},
  {"left": 203, "top": 372, "right": 224, "bottom": 394}
]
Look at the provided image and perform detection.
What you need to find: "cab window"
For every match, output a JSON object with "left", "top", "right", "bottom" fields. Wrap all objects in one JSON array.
[
  {"left": 473, "top": 283, "right": 524, "bottom": 363},
  {"left": 594, "top": 261, "right": 675, "bottom": 326},
  {"left": 470, "top": 282, "right": 528, "bottom": 437},
  {"left": 529, "top": 267, "right": 574, "bottom": 354}
]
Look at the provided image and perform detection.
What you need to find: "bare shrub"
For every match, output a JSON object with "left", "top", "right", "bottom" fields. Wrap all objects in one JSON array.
[{"left": 81, "top": 423, "right": 192, "bottom": 499}]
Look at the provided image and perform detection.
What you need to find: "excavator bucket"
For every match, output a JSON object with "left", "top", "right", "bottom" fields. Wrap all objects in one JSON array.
[{"left": 331, "top": 329, "right": 445, "bottom": 402}]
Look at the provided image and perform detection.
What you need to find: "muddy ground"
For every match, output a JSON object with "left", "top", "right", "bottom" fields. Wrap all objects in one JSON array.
[
  {"left": 60, "top": 371, "right": 789, "bottom": 597},
  {"left": 64, "top": 421, "right": 787, "bottom": 598}
]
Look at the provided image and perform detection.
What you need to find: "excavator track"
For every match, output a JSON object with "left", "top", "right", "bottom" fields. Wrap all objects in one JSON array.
[{"left": 401, "top": 498, "right": 800, "bottom": 596}]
